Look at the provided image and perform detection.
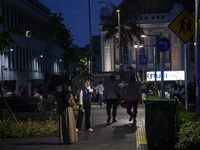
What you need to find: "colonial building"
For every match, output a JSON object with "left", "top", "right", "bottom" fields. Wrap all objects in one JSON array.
[
  {"left": 98, "top": 0, "right": 195, "bottom": 83},
  {"left": 0, "top": 0, "right": 64, "bottom": 95}
]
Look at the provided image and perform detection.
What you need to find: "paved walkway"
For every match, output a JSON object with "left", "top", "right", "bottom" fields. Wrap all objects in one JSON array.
[{"left": 0, "top": 105, "right": 148, "bottom": 150}]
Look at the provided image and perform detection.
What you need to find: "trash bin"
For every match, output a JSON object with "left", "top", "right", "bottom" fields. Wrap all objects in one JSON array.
[{"left": 144, "top": 98, "right": 176, "bottom": 149}]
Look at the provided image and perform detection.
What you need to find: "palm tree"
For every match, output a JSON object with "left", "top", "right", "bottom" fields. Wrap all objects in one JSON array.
[{"left": 100, "top": 0, "right": 143, "bottom": 70}]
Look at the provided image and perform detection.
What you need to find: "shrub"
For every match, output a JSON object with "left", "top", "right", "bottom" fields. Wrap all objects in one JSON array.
[
  {"left": 175, "top": 120, "right": 200, "bottom": 150},
  {"left": 0, "top": 117, "right": 58, "bottom": 138}
]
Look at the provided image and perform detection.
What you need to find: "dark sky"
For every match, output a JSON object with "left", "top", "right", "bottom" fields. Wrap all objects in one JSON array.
[{"left": 39, "top": 0, "right": 123, "bottom": 47}]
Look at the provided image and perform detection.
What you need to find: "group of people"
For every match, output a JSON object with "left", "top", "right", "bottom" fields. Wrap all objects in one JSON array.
[{"left": 57, "top": 75, "right": 141, "bottom": 145}]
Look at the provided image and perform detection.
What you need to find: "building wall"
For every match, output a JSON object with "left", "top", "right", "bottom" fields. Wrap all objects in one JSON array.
[{"left": 0, "top": 0, "right": 65, "bottom": 94}]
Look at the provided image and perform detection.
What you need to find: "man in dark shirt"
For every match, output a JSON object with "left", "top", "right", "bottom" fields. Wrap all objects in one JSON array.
[{"left": 124, "top": 77, "right": 140, "bottom": 123}]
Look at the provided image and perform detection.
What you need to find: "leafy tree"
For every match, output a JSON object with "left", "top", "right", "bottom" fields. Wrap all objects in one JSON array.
[
  {"left": 42, "top": 13, "right": 71, "bottom": 113},
  {"left": 0, "top": 15, "right": 23, "bottom": 120},
  {"left": 75, "top": 50, "right": 93, "bottom": 81},
  {"left": 0, "top": 16, "right": 24, "bottom": 54}
]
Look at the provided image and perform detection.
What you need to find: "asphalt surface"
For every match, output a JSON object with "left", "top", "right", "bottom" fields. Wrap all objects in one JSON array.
[{"left": 0, "top": 105, "right": 145, "bottom": 150}]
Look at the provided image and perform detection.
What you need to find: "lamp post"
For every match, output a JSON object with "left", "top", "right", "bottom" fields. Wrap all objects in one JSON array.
[
  {"left": 88, "top": 0, "right": 92, "bottom": 74},
  {"left": 134, "top": 42, "right": 138, "bottom": 73},
  {"left": 140, "top": 34, "right": 161, "bottom": 96},
  {"left": 195, "top": 0, "right": 200, "bottom": 116},
  {"left": 117, "top": 9, "right": 123, "bottom": 71},
  {"left": 26, "top": 31, "right": 31, "bottom": 97}
]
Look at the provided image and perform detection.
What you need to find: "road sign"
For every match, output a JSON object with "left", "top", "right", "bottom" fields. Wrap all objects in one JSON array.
[
  {"left": 168, "top": 9, "right": 195, "bottom": 44},
  {"left": 139, "top": 54, "right": 147, "bottom": 65},
  {"left": 156, "top": 37, "right": 171, "bottom": 52}
]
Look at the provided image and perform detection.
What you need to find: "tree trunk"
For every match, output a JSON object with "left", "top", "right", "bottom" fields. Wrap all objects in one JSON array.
[{"left": 42, "top": 47, "right": 54, "bottom": 114}]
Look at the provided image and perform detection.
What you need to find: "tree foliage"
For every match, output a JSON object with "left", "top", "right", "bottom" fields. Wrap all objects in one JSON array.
[{"left": 0, "top": 16, "right": 24, "bottom": 55}]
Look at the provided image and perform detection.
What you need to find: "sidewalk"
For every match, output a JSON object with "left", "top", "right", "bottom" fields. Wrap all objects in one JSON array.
[{"left": 0, "top": 105, "right": 148, "bottom": 150}]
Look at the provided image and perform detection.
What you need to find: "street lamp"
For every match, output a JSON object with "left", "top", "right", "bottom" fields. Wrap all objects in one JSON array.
[
  {"left": 88, "top": 0, "right": 92, "bottom": 75},
  {"left": 26, "top": 31, "right": 31, "bottom": 97},
  {"left": 140, "top": 34, "right": 161, "bottom": 96},
  {"left": 117, "top": 9, "right": 123, "bottom": 71},
  {"left": 134, "top": 41, "right": 138, "bottom": 73}
]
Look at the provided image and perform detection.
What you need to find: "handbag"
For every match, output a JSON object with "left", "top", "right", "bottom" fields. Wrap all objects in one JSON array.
[{"left": 68, "top": 94, "right": 75, "bottom": 107}]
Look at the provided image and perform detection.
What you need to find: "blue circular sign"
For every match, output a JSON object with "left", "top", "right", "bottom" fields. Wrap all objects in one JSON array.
[{"left": 156, "top": 37, "right": 171, "bottom": 52}]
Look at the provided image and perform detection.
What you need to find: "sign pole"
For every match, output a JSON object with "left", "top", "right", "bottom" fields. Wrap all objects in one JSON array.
[
  {"left": 195, "top": 0, "right": 200, "bottom": 117},
  {"left": 143, "top": 65, "right": 144, "bottom": 84},
  {"left": 154, "top": 47, "right": 157, "bottom": 96},
  {"left": 184, "top": 43, "right": 188, "bottom": 110},
  {"left": 160, "top": 52, "right": 164, "bottom": 97}
]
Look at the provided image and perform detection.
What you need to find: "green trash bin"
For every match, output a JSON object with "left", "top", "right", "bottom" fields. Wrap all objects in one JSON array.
[{"left": 144, "top": 98, "right": 176, "bottom": 149}]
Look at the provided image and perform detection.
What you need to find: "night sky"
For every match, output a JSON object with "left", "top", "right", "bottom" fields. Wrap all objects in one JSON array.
[{"left": 39, "top": 0, "right": 123, "bottom": 47}]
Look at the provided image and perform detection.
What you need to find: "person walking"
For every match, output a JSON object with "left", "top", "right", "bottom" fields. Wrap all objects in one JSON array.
[
  {"left": 124, "top": 77, "right": 140, "bottom": 123},
  {"left": 95, "top": 81, "right": 104, "bottom": 107},
  {"left": 105, "top": 75, "right": 119, "bottom": 123},
  {"left": 140, "top": 83, "right": 148, "bottom": 103},
  {"left": 76, "top": 81, "right": 93, "bottom": 132},
  {"left": 171, "top": 84, "right": 180, "bottom": 99},
  {"left": 57, "top": 84, "right": 78, "bottom": 144}
]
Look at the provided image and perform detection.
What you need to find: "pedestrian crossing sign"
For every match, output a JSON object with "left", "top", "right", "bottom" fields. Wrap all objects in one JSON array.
[
  {"left": 139, "top": 54, "right": 147, "bottom": 65},
  {"left": 168, "top": 9, "right": 195, "bottom": 44}
]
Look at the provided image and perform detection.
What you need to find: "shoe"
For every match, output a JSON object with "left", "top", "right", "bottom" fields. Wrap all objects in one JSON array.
[
  {"left": 112, "top": 119, "right": 117, "bottom": 123},
  {"left": 107, "top": 117, "right": 111, "bottom": 123},
  {"left": 129, "top": 116, "right": 133, "bottom": 121},
  {"left": 133, "top": 118, "right": 137, "bottom": 123},
  {"left": 76, "top": 128, "right": 79, "bottom": 132},
  {"left": 88, "top": 128, "right": 93, "bottom": 132}
]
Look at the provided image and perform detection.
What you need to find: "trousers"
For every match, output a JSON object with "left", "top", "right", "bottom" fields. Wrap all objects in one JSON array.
[
  {"left": 106, "top": 99, "right": 118, "bottom": 118},
  {"left": 76, "top": 100, "right": 91, "bottom": 130},
  {"left": 126, "top": 100, "right": 138, "bottom": 118}
]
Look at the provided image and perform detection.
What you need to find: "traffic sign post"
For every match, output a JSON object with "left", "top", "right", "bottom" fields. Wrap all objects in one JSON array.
[
  {"left": 168, "top": 9, "right": 195, "bottom": 44},
  {"left": 156, "top": 37, "right": 171, "bottom": 52},
  {"left": 169, "top": 9, "right": 195, "bottom": 110},
  {"left": 195, "top": 1, "right": 200, "bottom": 117},
  {"left": 139, "top": 54, "right": 147, "bottom": 65},
  {"left": 156, "top": 38, "right": 171, "bottom": 97}
]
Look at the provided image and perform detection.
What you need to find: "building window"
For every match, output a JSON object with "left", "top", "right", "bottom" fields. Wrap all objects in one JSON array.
[
  {"left": 152, "top": 16, "right": 155, "bottom": 19},
  {"left": 145, "top": 16, "right": 148, "bottom": 20},
  {"left": 157, "top": 16, "right": 160, "bottom": 19},
  {"left": 162, "top": 16, "right": 165, "bottom": 19},
  {"left": 12, "top": 45, "right": 15, "bottom": 69},
  {"left": 16, "top": 46, "right": 19, "bottom": 70}
]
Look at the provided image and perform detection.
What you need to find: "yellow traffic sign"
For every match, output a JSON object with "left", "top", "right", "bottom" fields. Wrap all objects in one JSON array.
[{"left": 168, "top": 9, "right": 195, "bottom": 44}]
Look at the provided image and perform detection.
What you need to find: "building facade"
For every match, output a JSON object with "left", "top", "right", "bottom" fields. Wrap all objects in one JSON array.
[
  {"left": 0, "top": 0, "right": 64, "bottom": 95},
  {"left": 99, "top": 1, "right": 195, "bottom": 83}
]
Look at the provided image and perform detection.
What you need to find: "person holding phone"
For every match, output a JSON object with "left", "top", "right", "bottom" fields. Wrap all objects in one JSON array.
[{"left": 76, "top": 81, "right": 93, "bottom": 132}]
